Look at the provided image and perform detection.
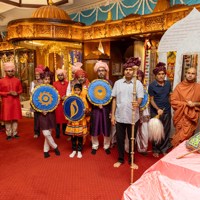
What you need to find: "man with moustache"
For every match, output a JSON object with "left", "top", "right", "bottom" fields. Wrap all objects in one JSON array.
[
  {"left": 148, "top": 62, "right": 172, "bottom": 157},
  {"left": 0, "top": 62, "right": 22, "bottom": 140},
  {"left": 30, "top": 64, "right": 44, "bottom": 138},
  {"left": 90, "top": 61, "right": 112, "bottom": 155},
  {"left": 171, "top": 67, "right": 200, "bottom": 147},
  {"left": 74, "top": 68, "right": 90, "bottom": 99},
  {"left": 53, "top": 69, "right": 68, "bottom": 138},
  {"left": 74, "top": 67, "right": 91, "bottom": 143},
  {"left": 111, "top": 57, "right": 144, "bottom": 168}
]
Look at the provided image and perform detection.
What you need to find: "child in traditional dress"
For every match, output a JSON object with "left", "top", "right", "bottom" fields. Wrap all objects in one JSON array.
[
  {"left": 66, "top": 83, "right": 88, "bottom": 159},
  {"left": 39, "top": 67, "right": 60, "bottom": 158}
]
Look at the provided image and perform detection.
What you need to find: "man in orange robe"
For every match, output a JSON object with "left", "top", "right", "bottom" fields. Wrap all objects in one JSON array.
[
  {"left": 0, "top": 62, "right": 22, "bottom": 140},
  {"left": 171, "top": 67, "right": 200, "bottom": 147}
]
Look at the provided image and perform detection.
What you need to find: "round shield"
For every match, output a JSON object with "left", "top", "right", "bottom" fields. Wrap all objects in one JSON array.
[
  {"left": 31, "top": 84, "right": 60, "bottom": 112},
  {"left": 87, "top": 79, "right": 112, "bottom": 106},
  {"left": 186, "top": 132, "right": 200, "bottom": 153},
  {"left": 63, "top": 95, "right": 85, "bottom": 122},
  {"left": 140, "top": 91, "right": 149, "bottom": 110}
]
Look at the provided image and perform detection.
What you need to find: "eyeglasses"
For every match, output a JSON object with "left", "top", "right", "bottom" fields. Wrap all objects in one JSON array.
[{"left": 6, "top": 70, "right": 14, "bottom": 72}]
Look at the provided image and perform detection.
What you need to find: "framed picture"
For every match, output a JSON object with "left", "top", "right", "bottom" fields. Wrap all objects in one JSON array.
[
  {"left": 112, "top": 62, "right": 123, "bottom": 76},
  {"left": 181, "top": 54, "right": 198, "bottom": 80}
]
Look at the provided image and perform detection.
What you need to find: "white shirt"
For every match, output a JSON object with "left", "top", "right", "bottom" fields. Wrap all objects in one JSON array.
[{"left": 112, "top": 78, "right": 144, "bottom": 124}]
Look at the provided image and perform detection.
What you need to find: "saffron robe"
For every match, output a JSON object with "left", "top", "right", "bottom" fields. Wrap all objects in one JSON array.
[
  {"left": 171, "top": 80, "right": 200, "bottom": 147},
  {"left": 53, "top": 81, "right": 68, "bottom": 124},
  {"left": 0, "top": 76, "right": 22, "bottom": 121}
]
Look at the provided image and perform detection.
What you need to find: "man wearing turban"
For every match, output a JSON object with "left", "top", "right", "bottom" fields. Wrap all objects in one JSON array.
[
  {"left": 73, "top": 65, "right": 90, "bottom": 143},
  {"left": 0, "top": 62, "right": 22, "bottom": 140},
  {"left": 30, "top": 64, "right": 44, "bottom": 138},
  {"left": 111, "top": 57, "right": 144, "bottom": 168},
  {"left": 53, "top": 69, "right": 68, "bottom": 138},
  {"left": 90, "top": 61, "right": 112, "bottom": 155},
  {"left": 148, "top": 62, "right": 172, "bottom": 157},
  {"left": 74, "top": 68, "right": 90, "bottom": 99}
]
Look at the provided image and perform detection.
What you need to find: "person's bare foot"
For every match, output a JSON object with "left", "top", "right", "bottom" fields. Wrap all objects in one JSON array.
[
  {"left": 153, "top": 152, "right": 159, "bottom": 158},
  {"left": 130, "top": 163, "right": 139, "bottom": 169},
  {"left": 113, "top": 162, "right": 122, "bottom": 168}
]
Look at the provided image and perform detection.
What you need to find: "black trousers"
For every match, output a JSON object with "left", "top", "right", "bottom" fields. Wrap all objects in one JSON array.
[
  {"left": 151, "top": 111, "right": 171, "bottom": 154},
  {"left": 34, "top": 112, "right": 40, "bottom": 136},
  {"left": 71, "top": 136, "right": 83, "bottom": 152},
  {"left": 116, "top": 121, "right": 139, "bottom": 163},
  {"left": 56, "top": 123, "right": 67, "bottom": 137}
]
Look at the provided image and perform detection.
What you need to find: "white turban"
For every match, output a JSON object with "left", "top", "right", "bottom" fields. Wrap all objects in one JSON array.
[
  {"left": 3, "top": 62, "right": 15, "bottom": 71},
  {"left": 56, "top": 69, "right": 66, "bottom": 77},
  {"left": 72, "top": 62, "right": 83, "bottom": 73}
]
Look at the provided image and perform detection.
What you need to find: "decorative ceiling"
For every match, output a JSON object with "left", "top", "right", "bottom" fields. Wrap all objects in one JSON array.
[
  {"left": 1, "top": 0, "right": 200, "bottom": 31},
  {"left": 0, "top": 0, "right": 109, "bottom": 30},
  {"left": 0, "top": 0, "right": 69, "bottom": 9}
]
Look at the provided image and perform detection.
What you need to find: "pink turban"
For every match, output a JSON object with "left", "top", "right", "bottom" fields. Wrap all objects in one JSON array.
[
  {"left": 153, "top": 62, "right": 166, "bottom": 75},
  {"left": 94, "top": 60, "right": 109, "bottom": 79},
  {"left": 35, "top": 68, "right": 43, "bottom": 74},
  {"left": 72, "top": 62, "right": 83, "bottom": 73},
  {"left": 75, "top": 69, "right": 87, "bottom": 79},
  {"left": 56, "top": 69, "right": 66, "bottom": 77},
  {"left": 35, "top": 64, "right": 44, "bottom": 74},
  {"left": 3, "top": 62, "right": 15, "bottom": 71},
  {"left": 94, "top": 60, "right": 109, "bottom": 72}
]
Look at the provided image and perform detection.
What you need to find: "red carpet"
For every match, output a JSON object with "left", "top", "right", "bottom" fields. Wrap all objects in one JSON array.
[{"left": 0, "top": 118, "right": 160, "bottom": 200}]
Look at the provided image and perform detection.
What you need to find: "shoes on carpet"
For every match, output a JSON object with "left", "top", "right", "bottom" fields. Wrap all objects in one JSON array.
[
  {"left": 34, "top": 134, "right": 39, "bottom": 138},
  {"left": 91, "top": 149, "right": 97, "bottom": 155},
  {"left": 77, "top": 151, "right": 82, "bottom": 158},
  {"left": 44, "top": 152, "right": 50, "bottom": 158},
  {"left": 54, "top": 147, "right": 60, "bottom": 156},
  {"left": 6, "top": 136, "right": 12, "bottom": 141},
  {"left": 55, "top": 135, "right": 60, "bottom": 139},
  {"left": 69, "top": 151, "right": 76, "bottom": 158},
  {"left": 14, "top": 135, "right": 20, "bottom": 138},
  {"left": 105, "top": 148, "right": 111, "bottom": 155}
]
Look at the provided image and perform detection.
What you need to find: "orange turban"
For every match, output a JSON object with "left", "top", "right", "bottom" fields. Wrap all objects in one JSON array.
[{"left": 75, "top": 69, "right": 87, "bottom": 78}]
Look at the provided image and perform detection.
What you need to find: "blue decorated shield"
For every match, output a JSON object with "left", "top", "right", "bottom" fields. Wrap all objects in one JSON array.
[
  {"left": 63, "top": 95, "right": 85, "bottom": 122},
  {"left": 87, "top": 79, "right": 112, "bottom": 106},
  {"left": 31, "top": 84, "right": 60, "bottom": 112},
  {"left": 140, "top": 91, "right": 149, "bottom": 110}
]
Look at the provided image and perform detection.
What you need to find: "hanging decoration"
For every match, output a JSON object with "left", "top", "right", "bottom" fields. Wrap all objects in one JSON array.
[{"left": 70, "top": 0, "right": 200, "bottom": 25}]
